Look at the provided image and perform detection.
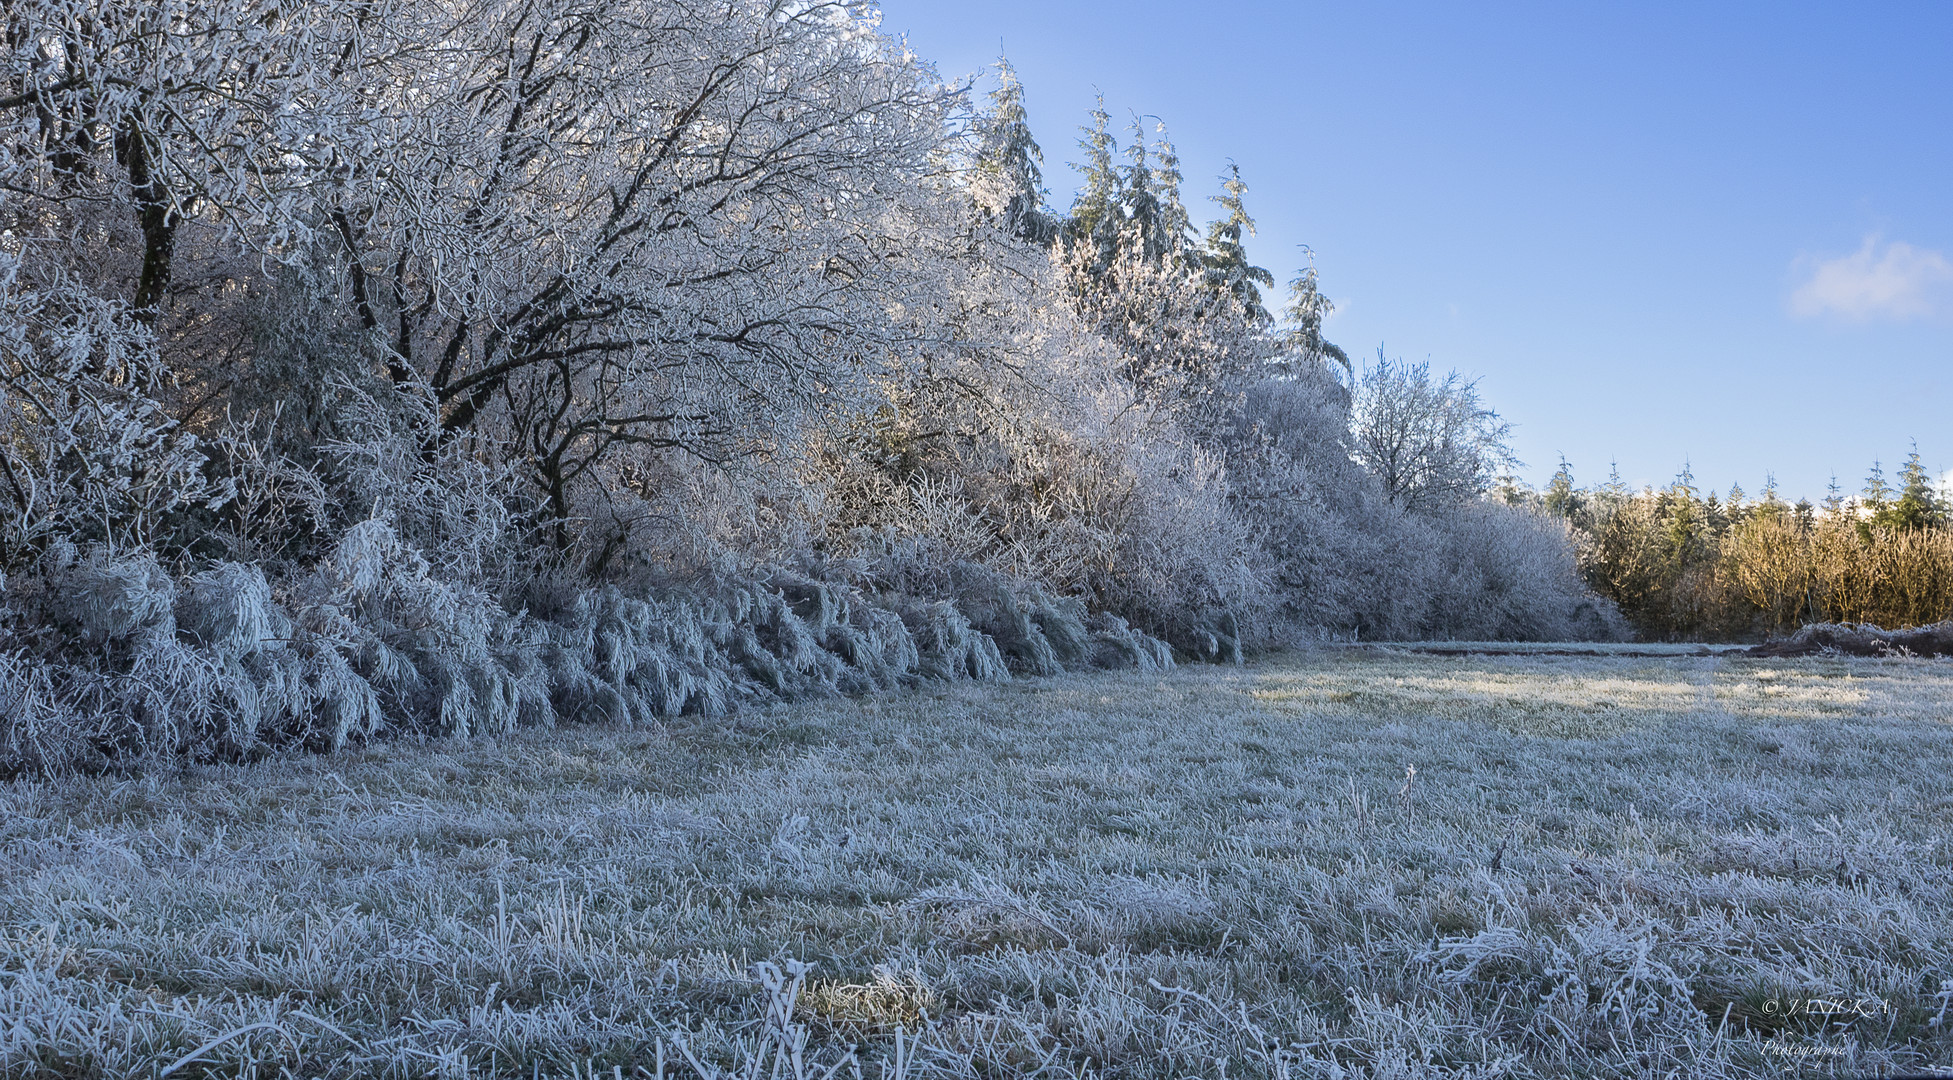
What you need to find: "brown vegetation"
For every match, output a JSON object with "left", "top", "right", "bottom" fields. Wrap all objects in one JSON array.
[{"left": 1541, "top": 454, "right": 1953, "bottom": 641}]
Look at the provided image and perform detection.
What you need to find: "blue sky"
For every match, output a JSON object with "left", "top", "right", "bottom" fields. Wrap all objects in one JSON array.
[{"left": 875, "top": 0, "right": 1953, "bottom": 502}]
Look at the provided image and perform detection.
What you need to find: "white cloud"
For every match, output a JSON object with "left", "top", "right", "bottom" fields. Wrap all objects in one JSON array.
[{"left": 1789, "top": 236, "right": 1953, "bottom": 321}]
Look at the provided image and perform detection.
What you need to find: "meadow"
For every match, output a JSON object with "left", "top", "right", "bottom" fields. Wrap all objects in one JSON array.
[{"left": 2, "top": 648, "right": 1950, "bottom": 1079}]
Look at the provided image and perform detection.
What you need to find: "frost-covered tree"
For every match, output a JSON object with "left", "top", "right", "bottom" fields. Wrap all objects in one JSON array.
[
  {"left": 1115, "top": 115, "right": 1196, "bottom": 268},
  {"left": 0, "top": 7, "right": 1623, "bottom": 773},
  {"left": 1059, "top": 238, "right": 1270, "bottom": 423},
  {"left": 5, "top": 0, "right": 968, "bottom": 551},
  {"left": 1200, "top": 164, "right": 1275, "bottom": 326},
  {"left": 347, "top": 0, "right": 962, "bottom": 539},
  {"left": 1277, "top": 250, "right": 1350, "bottom": 375},
  {"left": 1064, "top": 95, "right": 1125, "bottom": 277},
  {"left": 0, "top": 0, "right": 374, "bottom": 317},
  {"left": 1146, "top": 121, "right": 1197, "bottom": 270},
  {"left": 972, "top": 58, "right": 1056, "bottom": 245},
  {"left": 0, "top": 256, "right": 230, "bottom": 564},
  {"left": 1349, "top": 351, "right": 1516, "bottom": 514}
]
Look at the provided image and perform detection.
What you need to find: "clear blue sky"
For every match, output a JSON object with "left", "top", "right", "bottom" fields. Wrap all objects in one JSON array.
[{"left": 875, "top": 0, "right": 1953, "bottom": 503}]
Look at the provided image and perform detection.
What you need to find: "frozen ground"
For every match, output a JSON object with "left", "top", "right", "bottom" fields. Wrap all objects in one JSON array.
[{"left": 2, "top": 648, "right": 1950, "bottom": 1078}]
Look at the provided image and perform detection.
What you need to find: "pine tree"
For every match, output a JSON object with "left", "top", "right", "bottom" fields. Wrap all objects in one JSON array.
[
  {"left": 1602, "top": 461, "right": 1631, "bottom": 501},
  {"left": 1860, "top": 460, "right": 1893, "bottom": 542},
  {"left": 1278, "top": 248, "right": 1350, "bottom": 374},
  {"left": 1887, "top": 444, "right": 1944, "bottom": 530},
  {"left": 1200, "top": 163, "right": 1275, "bottom": 324},
  {"left": 1703, "top": 491, "right": 1728, "bottom": 538},
  {"left": 1793, "top": 498, "right": 1816, "bottom": 532},
  {"left": 1148, "top": 120, "right": 1196, "bottom": 269},
  {"left": 1822, "top": 474, "right": 1845, "bottom": 517},
  {"left": 974, "top": 58, "right": 1055, "bottom": 244},
  {"left": 1544, "top": 456, "right": 1582, "bottom": 520},
  {"left": 1065, "top": 95, "right": 1124, "bottom": 274},
  {"left": 1862, "top": 460, "right": 1892, "bottom": 516},
  {"left": 1662, "top": 463, "right": 1705, "bottom": 564},
  {"left": 1119, "top": 115, "right": 1164, "bottom": 263},
  {"left": 1751, "top": 474, "right": 1787, "bottom": 521}
]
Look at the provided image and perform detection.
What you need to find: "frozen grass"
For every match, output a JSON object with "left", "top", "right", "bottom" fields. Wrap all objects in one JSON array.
[{"left": 2, "top": 650, "right": 1951, "bottom": 1078}]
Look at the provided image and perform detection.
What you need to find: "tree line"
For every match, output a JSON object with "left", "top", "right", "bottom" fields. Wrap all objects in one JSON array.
[
  {"left": 2, "top": 0, "right": 1610, "bottom": 770},
  {"left": 1532, "top": 451, "right": 1951, "bottom": 640}
]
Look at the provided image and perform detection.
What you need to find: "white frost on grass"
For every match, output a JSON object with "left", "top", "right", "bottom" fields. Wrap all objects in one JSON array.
[{"left": 0, "top": 649, "right": 1950, "bottom": 1077}]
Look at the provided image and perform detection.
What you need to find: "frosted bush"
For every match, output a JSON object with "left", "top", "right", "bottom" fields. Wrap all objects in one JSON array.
[
  {"left": 1421, "top": 503, "right": 1627, "bottom": 641},
  {"left": 0, "top": 261, "right": 232, "bottom": 569},
  {"left": 1083, "top": 612, "right": 1175, "bottom": 672},
  {"left": 898, "top": 600, "right": 1012, "bottom": 683},
  {"left": 48, "top": 549, "right": 176, "bottom": 646},
  {"left": 321, "top": 522, "right": 549, "bottom": 738},
  {"left": 0, "top": 649, "right": 65, "bottom": 775},
  {"left": 961, "top": 580, "right": 1065, "bottom": 677},
  {"left": 549, "top": 587, "right": 728, "bottom": 723},
  {"left": 776, "top": 574, "right": 921, "bottom": 692},
  {"left": 176, "top": 562, "right": 279, "bottom": 657}
]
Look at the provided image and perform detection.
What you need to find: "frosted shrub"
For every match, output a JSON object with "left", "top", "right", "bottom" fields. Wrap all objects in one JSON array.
[
  {"left": 0, "top": 261, "right": 231, "bottom": 570},
  {"left": 176, "top": 562, "right": 278, "bottom": 657},
  {"left": 1422, "top": 503, "right": 1627, "bottom": 641},
  {"left": 1108, "top": 439, "right": 1264, "bottom": 655},
  {"left": 954, "top": 578, "right": 1067, "bottom": 676},
  {"left": 1083, "top": 612, "right": 1176, "bottom": 672},
  {"left": 47, "top": 548, "right": 176, "bottom": 646},
  {"left": 322, "top": 384, "right": 529, "bottom": 590},
  {"left": 1230, "top": 370, "right": 1621, "bottom": 642},
  {"left": 897, "top": 599, "right": 1012, "bottom": 683},
  {"left": 9, "top": 515, "right": 1165, "bottom": 773},
  {"left": 311, "top": 519, "right": 549, "bottom": 738},
  {"left": 1228, "top": 373, "right": 1443, "bottom": 640},
  {"left": 0, "top": 648, "right": 63, "bottom": 776},
  {"left": 775, "top": 574, "right": 921, "bottom": 692}
]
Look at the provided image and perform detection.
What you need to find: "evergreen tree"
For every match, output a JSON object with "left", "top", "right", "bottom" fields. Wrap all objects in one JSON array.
[
  {"left": 1278, "top": 248, "right": 1350, "bottom": 375},
  {"left": 1862, "top": 460, "right": 1892, "bottom": 516},
  {"left": 1860, "top": 460, "right": 1893, "bottom": 542},
  {"left": 1752, "top": 474, "right": 1787, "bottom": 521},
  {"left": 1119, "top": 116, "right": 1164, "bottom": 262},
  {"left": 1065, "top": 95, "right": 1124, "bottom": 274},
  {"left": 1793, "top": 498, "right": 1816, "bottom": 532},
  {"left": 1148, "top": 120, "right": 1197, "bottom": 269},
  {"left": 1200, "top": 163, "right": 1275, "bottom": 325},
  {"left": 1544, "top": 456, "right": 1582, "bottom": 520},
  {"left": 974, "top": 58, "right": 1055, "bottom": 244},
  {"left": 1661, "top": 463, "right": 1705, "bottom": 564},
  {"left": 1602, "top": 461, "right": 1632, "bottom": 501},
  {"left": 1887, "top": 444, "right": 1945, "bottom": 530}
]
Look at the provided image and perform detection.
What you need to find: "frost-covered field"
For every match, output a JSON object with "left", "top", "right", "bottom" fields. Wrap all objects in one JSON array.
[{"left": 3, "top": 649, "right": 1951, "bottom": 1079}]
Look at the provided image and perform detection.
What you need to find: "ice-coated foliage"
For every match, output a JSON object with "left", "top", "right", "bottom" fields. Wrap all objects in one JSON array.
[
  {"left": 176, "top": 562, "right": 277, "bottom": 657},
  {"left": 0, "top": 259, "right": 231, "bottom": 567},
  {"left": 46, "top": 548, "right": 177, "bottom": 646},
  {"left": 0, "top": 509, "right": 1188, "bottom": 772},
  {"left": 1, "top": 0, "right": 1618, "bottom": 770}
]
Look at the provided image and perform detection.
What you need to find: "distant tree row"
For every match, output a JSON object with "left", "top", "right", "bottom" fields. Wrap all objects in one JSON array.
[{"left": 1533, "top": 450, "right": 1952, "bottom": 639}]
